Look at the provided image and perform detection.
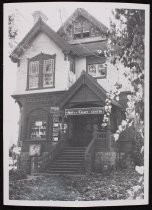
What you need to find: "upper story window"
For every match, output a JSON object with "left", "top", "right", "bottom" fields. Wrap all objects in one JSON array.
[
  {"left": 29, "top": 61, "right": 39, "bottom": 89},
  {"left": 86, "top": 56, "right": 107, "bottom": 79},
  {"left": 74, "top": 19, "right": 91, "bottom": 39},
  {"left": 27, "top": 53, "right": 56, "bottom": 90},
  {"left": 88, "top": 64, "right": 107, "bottom": 78}
]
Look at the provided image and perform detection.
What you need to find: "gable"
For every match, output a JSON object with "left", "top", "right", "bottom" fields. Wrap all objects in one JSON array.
[
  {"left": 58, "top": 71, "right": 122, "bottom": 109},
  {"left": 69, "top": 85, "right": 102, "bottom": 104},
  {"left": 10, "top": 18, "right": 72, "bottom": 63},
  {"left": 57, "top": 8, "right": 109, "bottom": 42}
]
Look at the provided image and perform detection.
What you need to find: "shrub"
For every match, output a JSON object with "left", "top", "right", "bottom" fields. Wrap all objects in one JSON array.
[{"left": 9, "top": 169, "right": 27, "bottom": 181}]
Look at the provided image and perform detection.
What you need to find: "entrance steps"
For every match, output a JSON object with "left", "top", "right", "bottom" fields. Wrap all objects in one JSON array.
[{"left": 44, "top": 146, "right": 86, "bottom": 174}]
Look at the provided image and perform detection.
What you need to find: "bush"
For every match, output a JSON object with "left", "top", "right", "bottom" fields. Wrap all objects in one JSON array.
[{"left": 9, "top": 169, "right": 27, "bottom": 181}]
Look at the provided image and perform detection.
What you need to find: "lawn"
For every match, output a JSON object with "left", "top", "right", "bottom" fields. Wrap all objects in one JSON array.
[{"left": 9, "top": 169, "right": 142, "bottom": 201}]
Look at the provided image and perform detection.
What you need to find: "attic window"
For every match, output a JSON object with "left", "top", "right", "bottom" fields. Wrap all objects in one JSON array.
[{"left": 73, "top": 20, "right": 90, "bottom": 39}]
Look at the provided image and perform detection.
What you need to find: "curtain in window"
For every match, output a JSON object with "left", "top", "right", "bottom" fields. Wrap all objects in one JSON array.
[
  {"left": 83, "top": 21, "right": 90, "bottom": 33},
  {"left": 29, "top": 61, "right": 39, "bottom": 89},
  {"left": 74, "top": 22, "right": 82, "bottom": 34},
  {"left": 43, "top": 59, "right": 54, "bottom": 87}
]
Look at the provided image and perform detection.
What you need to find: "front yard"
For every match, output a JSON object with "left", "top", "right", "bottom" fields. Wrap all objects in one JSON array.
[{"left": 9, "top": 169, "right": 142, "bottom": 201}]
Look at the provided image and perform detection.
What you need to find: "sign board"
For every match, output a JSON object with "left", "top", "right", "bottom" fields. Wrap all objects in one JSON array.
[
  {"left": 29, "top": 144, "right": 41, "bottom": 156},
  {"left": 65, "top": 107, "right": 104, "bottom": 116},
  {"left": 50, "top": 106, "right": 60, "bottom": 113}
]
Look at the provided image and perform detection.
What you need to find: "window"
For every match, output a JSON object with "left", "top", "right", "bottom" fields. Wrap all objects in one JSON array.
[
  {"left": 30, "top": 120, "right": 47, "bottom": 139},
  {"left": 88, "top": 64, "right": 107, "bottom": 78},
  {"left": 43, "top": 59, "right": 55, "bottom": 87},
  {"left": 27, "top": 53, "right": 56, "bottom": 90},
  {"left": 73, "top": 19, "right": 91, "bottom": 39},
  {"left": 28, "top": 109, "right": 48, "bottom": 140},
  {"left": 29, "top": 61, "right": 39, "bottom": 89}
]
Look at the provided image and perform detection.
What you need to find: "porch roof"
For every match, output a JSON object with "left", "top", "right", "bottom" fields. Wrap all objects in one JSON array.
[{"left": 58, "top": 71, "right": 123, "bottom": 109}]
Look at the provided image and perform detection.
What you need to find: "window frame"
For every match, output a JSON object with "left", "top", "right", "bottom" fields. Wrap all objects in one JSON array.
[
  {"left": 86, "top": 56, "right": 107, "bottom": 79},
  {"left": 26, "top": 53, "right": 56, "bottom": 90},
  {"left": 73, "top": 19, "right": 91, "bottom": 39}
]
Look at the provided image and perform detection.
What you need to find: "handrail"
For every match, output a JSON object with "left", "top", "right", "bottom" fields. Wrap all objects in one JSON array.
[
  {"left": 37, "top": 132, "right": 66, "bottom": 172},
  {"left": 84, "top": 130, "right": 98, "bottom": 173}
]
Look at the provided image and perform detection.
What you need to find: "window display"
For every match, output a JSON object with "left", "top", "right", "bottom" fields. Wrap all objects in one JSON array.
[{"left": 30, "top": 120, "right": 47, "bottom": 139}]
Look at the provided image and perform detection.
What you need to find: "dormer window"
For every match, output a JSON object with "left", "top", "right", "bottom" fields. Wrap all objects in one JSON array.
[
  {"left": 27, "top": 53, "right": 56, "bottom": 90},
  {"left": 74, "top": 19, "right": 90, "bottom": 39},
  {"left": 86, "top": 56, "right": 107, "bottom": 79}
]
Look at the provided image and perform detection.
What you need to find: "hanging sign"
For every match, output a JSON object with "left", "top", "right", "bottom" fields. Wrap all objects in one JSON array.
[
  {"left": 50, "top": 106, "right": 60, "bottom": 113},
  {"left": 65, "top": 107, "right": 104, "bottom": 116}
]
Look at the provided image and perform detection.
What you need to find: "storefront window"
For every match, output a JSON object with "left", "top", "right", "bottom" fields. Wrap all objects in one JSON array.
[{"left": 30, "top": 120, "right": 47, "bottom": 139}]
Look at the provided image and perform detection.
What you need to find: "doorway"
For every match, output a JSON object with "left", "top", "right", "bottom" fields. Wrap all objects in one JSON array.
[{"left": 67, "top": 114, "right": 103, "bottom": 147}]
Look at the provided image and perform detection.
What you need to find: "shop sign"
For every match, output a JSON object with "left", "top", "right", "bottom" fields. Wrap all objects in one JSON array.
[
  {"left": 29, "top": 144, "right": 41, "bottom": 156},
  {"left": 65, "top": 107, "right": 104, "bottom": 116},
  {"left": 50, "top": 106, "right": 60, "bottom": 113}
]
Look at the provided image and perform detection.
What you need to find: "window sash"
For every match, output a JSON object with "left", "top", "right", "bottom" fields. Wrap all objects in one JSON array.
[
  {"left": 29, "top": 61, "right": 39, "bottom": 75},
  {"left": 29, "top": 75, "right": 39, "bottom": 89},
  {"left": 88, "top": 64, "right": 106, "bottom": 78},
  {"left": 43, "top": 59, "right": 54, "bottom": 87},
  {"left": 74, "top": 22, "right": 82, "bottom": 34},
  {"left": 83, "top": 21, "right": 90, "bottom": 33}
]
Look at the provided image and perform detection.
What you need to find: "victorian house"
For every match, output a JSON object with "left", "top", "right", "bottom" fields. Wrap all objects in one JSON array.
[{"left": 10, "top": 8, "right": 131, "bottom": 174}]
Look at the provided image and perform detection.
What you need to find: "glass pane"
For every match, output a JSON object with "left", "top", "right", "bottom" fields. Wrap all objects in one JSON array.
[
  {"left": 83, "top": 21, "right": 90, "bottom": 32},
  {"left": 74, "top": 22, "right": 82, "bottom": 34},
  {"left": 88, "top": 64, "right": 97, "bottom": 77},
  {"left": 98, "top": 64, "right": 106, "bottom": 76},
  {"left": 43, "top": 59, "right": 54, "bottom": 73},
  {"left": 31, "top": 120, "right": 47, "bottom": 139},
  {"left": 43, "top": 74, "right": 54, "bottom": 87},
  {"left": 29, "top": 75, "right": 38, "bottom": 88},
  {"left": 29, "top": 61, "right": 39, "bottom": 75}
]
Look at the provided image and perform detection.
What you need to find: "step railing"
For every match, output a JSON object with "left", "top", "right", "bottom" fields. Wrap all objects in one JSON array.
[
  {"left": 36, "top": 132, "right": 67, "bottom": 173},
  {"left": 84, "top": 129, "right": 98, "bottom": 174},
  {"left": 84, "top": 131, "right": 108, "bottom": 174}
]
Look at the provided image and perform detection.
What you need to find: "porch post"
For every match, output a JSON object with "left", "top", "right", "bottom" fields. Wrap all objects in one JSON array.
[{"left": 107, "top": 117, "right": 111, "bottom": 151}]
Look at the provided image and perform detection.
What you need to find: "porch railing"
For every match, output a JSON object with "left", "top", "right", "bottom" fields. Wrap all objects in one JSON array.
[
  {"left": 33, "top": 132, "right": 67, "bottom": 173},
  {"left": 84, "top": 131, "right": 108, "bottom": 174}
]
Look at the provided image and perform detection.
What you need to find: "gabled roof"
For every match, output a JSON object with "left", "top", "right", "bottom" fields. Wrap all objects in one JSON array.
[
  {"left": 58, "top": 71, "right": 122, "bottom": 109},
  {"left": 10, "top": 18, "right": 73, "bottom": 63},
  {"left": 72, "top": 41, "right": 107, "bottom": 56},
  {"left": 57, "top": 8, "right": 109, "bottom": 36}
]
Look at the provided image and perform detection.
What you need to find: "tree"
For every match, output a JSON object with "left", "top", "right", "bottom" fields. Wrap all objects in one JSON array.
[
  {"left": 106, "top": 8, "right": 145, "bottom": 199},
  {"left": 109, "top": 9, "right": 145, "bottom": 122}
]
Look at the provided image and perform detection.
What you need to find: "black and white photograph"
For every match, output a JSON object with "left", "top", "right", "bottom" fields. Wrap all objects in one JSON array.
[{"left": 3, "top": 2, "right": 149, "bottom": 207}]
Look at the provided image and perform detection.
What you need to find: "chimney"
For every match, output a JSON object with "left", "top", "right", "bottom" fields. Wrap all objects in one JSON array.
[{"left": 32, "top": 11, "right": 48, "bottom": 23}]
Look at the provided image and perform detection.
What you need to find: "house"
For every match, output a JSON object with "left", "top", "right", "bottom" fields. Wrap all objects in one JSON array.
[{"left": 10, "top": 8, "right": 131, "bottom": 174}]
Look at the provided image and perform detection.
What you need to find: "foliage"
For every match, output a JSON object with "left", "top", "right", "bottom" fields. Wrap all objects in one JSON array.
[
  {"left": 9, "top": 169, "right": 27, "bottom": 181},
  {"left": 105, "top": 8, "right": 145, "bottom": 200},
  {"left": 109, "top": 9, "right": 145, "bottom": 121},
  {"left": 9, "top": 170, "right": 141, "bottom": 200},
  {"left": 8, "top": 12, "right": 18, "bottom": 50}
]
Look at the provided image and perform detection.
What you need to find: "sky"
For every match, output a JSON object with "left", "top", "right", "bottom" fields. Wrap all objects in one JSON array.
[{"left": 3, "top": 2, "right": 147, "bottom": 146}]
